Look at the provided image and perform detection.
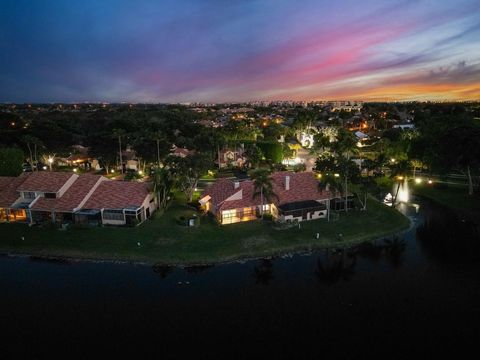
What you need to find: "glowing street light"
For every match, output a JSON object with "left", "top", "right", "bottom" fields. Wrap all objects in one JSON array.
[
  {"left": 47, "top": 156, "right": 54, "bottom": 171},
  {"left": 415, "top": 178, "right": 422, "bottom": 184}
]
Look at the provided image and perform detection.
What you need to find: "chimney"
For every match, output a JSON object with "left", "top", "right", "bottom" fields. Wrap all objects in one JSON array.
[
  {"left": 234, "top": 181, "right": 240, "bottom": 189},
  {"left": 285, "top": 176, "right": 290, "bottom": 191}
]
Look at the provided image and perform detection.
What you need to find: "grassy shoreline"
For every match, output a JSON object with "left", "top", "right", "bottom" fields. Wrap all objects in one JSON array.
[
  {"left": 412, "top": 183, "right": 480, "bottom": 221},
  {"left": 0, "top": 197, "right": 410, "bottom": 266}
]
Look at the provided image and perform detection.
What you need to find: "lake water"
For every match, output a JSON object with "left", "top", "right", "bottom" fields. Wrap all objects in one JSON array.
[{"left": 1, "top": 197, "right": 479, "bottom": 358}]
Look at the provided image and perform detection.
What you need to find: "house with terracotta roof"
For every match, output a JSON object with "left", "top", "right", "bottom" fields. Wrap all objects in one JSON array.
[
  {"left": 217, "top": 145, "right": 247, "bottom": 168},
  {"left": 0, "top": 172, "right": 156, "bottom": 226},
  {"left": 170, "top": 145, "right": 195, "bottom": 158},
  {"left": 199, "top": 171, "right": 334, "bottom": 225}
]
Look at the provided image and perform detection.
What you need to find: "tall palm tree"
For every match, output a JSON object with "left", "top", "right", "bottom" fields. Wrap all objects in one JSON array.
[
  {"left": 152, "top": 167, "right": 176, "bottom": 210},
  {"left": 318, "top": 173, "right": 343, "bottom": 221},
  {"left": 332, "top": 129, "right": 358, "bottom": 212},
  {"left": 356, "top": 176, "right": 377, "bottom": 211},
  {"left": 112, "top": 128, "right": 126, "bottom": 174},
  {"left": 250, "top": 168, "right": 277, "bottom": 218}
]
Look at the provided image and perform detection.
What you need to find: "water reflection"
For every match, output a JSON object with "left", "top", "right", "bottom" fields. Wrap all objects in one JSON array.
[
  {"left": 315, "top": 249, "right": 356, "bottom": 285},
  {"left": 29, "top": 256, "right": 71, "bottom": 265},
  {"left": 152, "top": 265, "right": 173, "bottom": 279},
  {"left": 356, "top": 241, "right": 383, "bottom": 263},
  {"left": 253, "top": 259, "right": 274, "bottom": 285},
  {"left": 417, "top": 201, "right": 480, "bottom": 264},
  {"left": 383, "top": 237, "right": 407, "bottom": 268},
  {"left": 184, "top": 264, "right": 214, "bottom": 274}
]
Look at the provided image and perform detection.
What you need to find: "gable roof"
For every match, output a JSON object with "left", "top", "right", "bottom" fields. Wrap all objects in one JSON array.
[
  {"left": 0, "top": 176, "right": 15, "bottom": 189},
  {"left": 201, "top": 179, "right": 239, "bottom": 208},
  {"left": 271, "top": 172, "right": 330, "bottom": 205},
  {"left": 0, "top": 173, "right": 32, "bottom": 207},
  {"left": 16, "top": 172, "right": 76, "bottom": 193},
  {"left": 31, "top": 174, "right": 106, "bottom": 212},
  {"left": 82, "top": 181, "right": 150, "bottom": 210},
  {"left": 201, "top": 171, "right": 331, "bottom": 212}
]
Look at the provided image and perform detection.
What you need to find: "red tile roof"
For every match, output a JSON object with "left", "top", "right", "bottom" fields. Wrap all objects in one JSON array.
[
  {"left": 82, "top": 181, "right": 150, "bottom": 210},
  {"left": 0, "top": 177, "right": 16, "bottom": 190},
  {"left": 0, "top": 173, "right": 31, "bottom": 207},
  {"left": 202, "top": 179, "right": 238, "bottom": 207},
  {"left": 17, "top": 172, "right": 76, "bottom": 193},
  {"left": 271, "top": 172, "right": 330, "bottom": 205},
  {"left": 31, "top": 175, "right": 105, "bottom": 212},
  {"left": 201, "top": 171, "right": 331, "bottom": 212},
  {"left": 171, "top": 147, "right": 193, "bottom": 157},
  {"left": 217, "top": 181, "right": 263, "bottom": 211}
]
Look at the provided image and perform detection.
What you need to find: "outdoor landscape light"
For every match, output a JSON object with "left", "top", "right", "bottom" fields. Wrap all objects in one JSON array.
[{"left": 415, "top": 178, "right": 422, "bottom": 184}]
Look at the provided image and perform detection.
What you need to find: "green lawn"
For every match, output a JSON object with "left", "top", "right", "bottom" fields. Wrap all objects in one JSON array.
[
  {"left": 0, "top": 196, "right": 410, "bottom": 265},
  {"left": 412, "top": 182, "right": 480, "bottom": 215}
]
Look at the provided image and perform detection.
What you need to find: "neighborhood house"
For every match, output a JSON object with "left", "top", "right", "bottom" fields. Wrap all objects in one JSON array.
[
  {"left": 199, "top": 171, "right": 335, "bottom": 225},
  {"left": 0, "top": 172, "right": 156, "bottom": 226}
]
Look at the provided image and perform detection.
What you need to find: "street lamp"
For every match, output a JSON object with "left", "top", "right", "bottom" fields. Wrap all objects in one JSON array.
[{"left": 47, "top": 156, "right": 54, "bottom": 171}]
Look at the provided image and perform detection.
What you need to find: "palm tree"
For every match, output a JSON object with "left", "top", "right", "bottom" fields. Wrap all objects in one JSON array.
[
  {"left": 332, "top": 129, "right": 358, "bottom": 212},
  {"left": 112, "top": 128, "right": 126, "bottom": 174},
  {"left": 318, "top": 173, "right": 343, "bottom": 221},
  {"left": 356, "top": 176, "right": 377, "bottom": 211},
  {"left": 151, "top": 167, "right": 176, "bottom": 210},
  {"left": 312, "top": 133, "right": 330, "bottom": 155},
  {"left": 250, "top": 168, "right": 277, "bottom": 218}
]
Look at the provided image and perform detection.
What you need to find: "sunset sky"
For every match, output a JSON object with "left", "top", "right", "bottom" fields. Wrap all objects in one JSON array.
[{"left": 1, "top": 0, "right": 479, "bottom": 103}]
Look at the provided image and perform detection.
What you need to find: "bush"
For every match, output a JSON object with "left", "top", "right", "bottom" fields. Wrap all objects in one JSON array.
[
  {"left": 375, "top": 176, "right": 393, "bottom": 190},
  {"left": 262, "top": 213, "right": 273, "bottom": 222},
  {"left": 257, "top": 142, "right": 283, "bottom": 163},
  {"left": 0, "top": 147, "right": 24, "bottom": 176},
  {"left": 124, "top": 172, "right": 142, "bottom": 181},
  {"left": 293, "top": 163, "right": 306, "bottom": 172}
]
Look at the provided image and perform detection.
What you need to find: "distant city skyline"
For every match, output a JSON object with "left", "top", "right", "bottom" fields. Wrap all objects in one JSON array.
[{"left": 1, "top": 0, "right": 480, "bottom": 103}]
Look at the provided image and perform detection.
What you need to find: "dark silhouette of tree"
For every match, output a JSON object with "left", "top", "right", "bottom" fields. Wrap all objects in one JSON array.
[
  {"left": 253, "top": 259, "right": 274, "bottom": 285},
  {"left": 315, "top": 249, "right": 356, "bottom": 285},
  {"left": 250, "top": 168, "right": 278, "bottom": 217}
]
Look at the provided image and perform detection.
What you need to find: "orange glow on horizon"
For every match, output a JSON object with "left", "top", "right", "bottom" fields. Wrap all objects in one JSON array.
[{"left": 310, "top": 83, "right": 480, "bottom": 102}]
